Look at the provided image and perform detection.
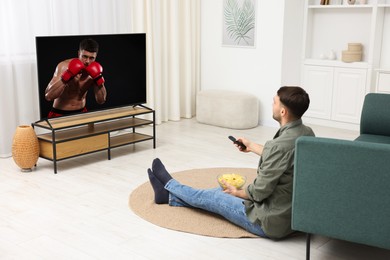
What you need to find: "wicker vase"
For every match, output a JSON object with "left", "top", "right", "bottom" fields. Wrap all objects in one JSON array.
[{"left": 12, "top": 125, "right": 39, "bottom": 172}]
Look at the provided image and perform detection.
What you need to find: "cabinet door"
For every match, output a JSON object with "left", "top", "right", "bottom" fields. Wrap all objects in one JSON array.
[
  {"left": 332, "top": 68, "right": 367, "bottom": 124},
  {"left": 302, "top": 65, "right": 333, "bottom": 120},
  {"left": 376, "top": 71, "right": 390, "bottom": 93}
]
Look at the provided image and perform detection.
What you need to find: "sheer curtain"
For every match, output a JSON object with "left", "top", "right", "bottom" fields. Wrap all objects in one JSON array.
[
  {"left": 132, "top": 0, "right": 200, "bottom": 122},
  {"left": 0, "top": 0, "right": 200, "bottom": 157}
]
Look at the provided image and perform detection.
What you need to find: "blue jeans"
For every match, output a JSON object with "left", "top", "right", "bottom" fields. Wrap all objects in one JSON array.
[{"left": 165, "top": 179, "right": 267, "bottom": 237}]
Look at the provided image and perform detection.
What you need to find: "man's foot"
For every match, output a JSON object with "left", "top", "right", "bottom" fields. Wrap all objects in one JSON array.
[
  {"left": 147, "top": 168, "right": 169, "bottom": 204},
  {"left": 151, "top": 158, "right": 172, "bottom": 186}
]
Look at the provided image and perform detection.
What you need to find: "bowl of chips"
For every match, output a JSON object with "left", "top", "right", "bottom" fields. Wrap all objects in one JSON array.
[{"left": 217, "top": 173, "right": 246, "bottom": 189}]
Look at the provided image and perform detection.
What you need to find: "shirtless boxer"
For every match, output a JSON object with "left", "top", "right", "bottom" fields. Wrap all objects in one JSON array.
[{"left": 45, "top": 38, "right": 107, "bottom": 118}]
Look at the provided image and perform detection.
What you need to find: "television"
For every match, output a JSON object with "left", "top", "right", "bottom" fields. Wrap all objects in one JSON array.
[{"left": 35, "top": 33, "right": 147, "bottom": 120}]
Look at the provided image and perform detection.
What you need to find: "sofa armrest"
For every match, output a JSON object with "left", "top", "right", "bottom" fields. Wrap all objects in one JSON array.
[
  {"left": 360, "top": 93, "right": 390, "bottom": 136},
  {"left": 292, "top": 136, "right": 390, "bottom": 250}
]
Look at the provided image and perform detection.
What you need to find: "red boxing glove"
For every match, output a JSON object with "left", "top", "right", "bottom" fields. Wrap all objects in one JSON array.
[
  {"left": 85, "top": 61, "right": 105, "bottom": 86},
  {"left": 61, "top": 58, "right": 84, "bottom": 82}
]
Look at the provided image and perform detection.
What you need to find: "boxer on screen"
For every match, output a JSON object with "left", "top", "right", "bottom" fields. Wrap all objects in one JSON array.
[{"left": 45, "top": 38, "right": 107, "bottom": 118}]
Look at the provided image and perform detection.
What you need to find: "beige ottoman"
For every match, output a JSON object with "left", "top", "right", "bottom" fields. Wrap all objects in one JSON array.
[{"left": 196, "top": 90, "right": 259, "bottom": 129}]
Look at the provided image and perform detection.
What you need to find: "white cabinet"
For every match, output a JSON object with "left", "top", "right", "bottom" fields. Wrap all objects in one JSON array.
[
  {"left": 303, "top": 65, "right": 333, "bottom": 119},
  {"left": 332, "top": 68, "right": 367, "bottom": 123},
  {"left": 301, "top": 0, "right": 390, "bottom": 129},
  {"left": 376, "top": 70, "right": 390, "bottom": 93},
  {"left": 303, "top": 64, "right": 367, "bottom": 124}
]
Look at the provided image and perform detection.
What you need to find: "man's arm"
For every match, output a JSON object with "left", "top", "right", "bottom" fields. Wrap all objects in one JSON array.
[
  {"left": 86, "top": 61, "right": 107, "bottom": 104},
  {"left": 236, "top": 137, "right": 264, "bottom": 156},
  {"left": 246, "top": 147, "right": 293, "bottom": 203},
  {"left": 94, "top": 84, "right": 107, "bottom": 104},
  {"left": 45, "top": 63, "right": 67, "bottom": 101},
  {"left": 45, "top": 59, "right": 84, "bottom": 101}
]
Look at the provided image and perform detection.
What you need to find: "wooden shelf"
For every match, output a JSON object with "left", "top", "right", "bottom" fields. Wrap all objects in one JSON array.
[
  {"left": 37, "top": 118, "right": 152, "bottom": 142},
  {"left": 33, "top": 105, "right": 155, "bottom": 173},
  {"left": 110, "top": 132, "right": 153, "bottom": 148},
  {"left": 34, "top": 106, "right": 152, "bottom": 130}
]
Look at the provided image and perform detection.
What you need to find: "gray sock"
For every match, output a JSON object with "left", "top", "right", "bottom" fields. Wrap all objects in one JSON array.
[
  {"left": 151, "top": 158, "right": 173, "bottom": 186},
  {"left": 147, "top": 168, "right": 169, "bottom": 204}
]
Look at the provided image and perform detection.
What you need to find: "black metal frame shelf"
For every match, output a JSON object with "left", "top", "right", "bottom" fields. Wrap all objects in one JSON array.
[{"left": 32, "top": 105, "right": 155, "bottom": 173}]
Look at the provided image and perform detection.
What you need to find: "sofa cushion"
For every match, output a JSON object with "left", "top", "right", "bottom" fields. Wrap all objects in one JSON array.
[
  {"left": 355, "top": 134, "right": 390, "bottom": 145},
  {"left": 360, "top": 93, "right": 390, "bottom": 136}
]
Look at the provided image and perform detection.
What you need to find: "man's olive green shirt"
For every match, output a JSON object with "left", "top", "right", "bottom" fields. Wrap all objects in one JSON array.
[{"left": 244, "top": 119, "right": 315, "bottom": 239}]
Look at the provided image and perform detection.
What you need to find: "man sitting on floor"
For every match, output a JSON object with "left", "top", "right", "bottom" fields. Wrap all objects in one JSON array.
[{"left": 147, "top": 86, "right": 315, "bottom": 239}]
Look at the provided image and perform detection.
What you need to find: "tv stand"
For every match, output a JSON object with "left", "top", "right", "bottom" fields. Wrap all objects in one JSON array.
[{"left": 32, "top": 105, "right": 155, "bottom": 173}]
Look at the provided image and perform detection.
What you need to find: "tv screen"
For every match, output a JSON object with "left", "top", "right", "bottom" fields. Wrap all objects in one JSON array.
[{"left": 35, "top": 33, "right": 147, "bottom": 120}]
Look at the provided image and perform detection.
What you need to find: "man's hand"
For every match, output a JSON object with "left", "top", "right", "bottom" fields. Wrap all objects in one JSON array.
[
  {"left": 237, "top": 137, "right": 264, "bottom": 156},
  {"left": 222, "top": 179, "right": 238, "bottom": 194},
  {"left": 222, "top": 180, "right": 249, "bottom": 199},
  {"left": 61, "top": 58, "right": 85, "bottom": 83},
  {"left": 236, "top": 137, "right": 250, "bottom": 152},
  {"left": 85, "top": 61, "right": 105, "bottom": 86}
]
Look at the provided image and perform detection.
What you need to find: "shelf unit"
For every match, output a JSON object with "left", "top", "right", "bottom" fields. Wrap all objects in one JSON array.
[
  {"left": 32, "top": 105, "right": 155, "bottom": 173},
  {"left": 301, "top": 0, "right": 390, "bottom": 129}
]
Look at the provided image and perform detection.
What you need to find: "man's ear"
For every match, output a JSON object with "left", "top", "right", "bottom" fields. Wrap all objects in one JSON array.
[{"left": 281, "top": 106, "right": 287, "bottom": 117}]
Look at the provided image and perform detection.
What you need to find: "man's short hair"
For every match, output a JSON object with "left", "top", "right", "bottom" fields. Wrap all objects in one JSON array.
[
  {"left": 79, "top": 38, "right": 99, "bottom": 53},
  {"left": 277, "top": 86, "right": 310, "bottom": 119}
]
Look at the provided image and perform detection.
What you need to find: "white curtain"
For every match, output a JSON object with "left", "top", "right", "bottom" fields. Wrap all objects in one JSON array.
[
  {"left": 0, "top": 0, "right": 200, "bottom": 157},
  {"left": 131, "top": 0, "right": 200, "bottom": 123}
]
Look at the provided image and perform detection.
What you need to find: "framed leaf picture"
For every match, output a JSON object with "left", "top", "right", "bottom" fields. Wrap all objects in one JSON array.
[{"left": 222, "top": 0, "right": 257, "bottom": 48}]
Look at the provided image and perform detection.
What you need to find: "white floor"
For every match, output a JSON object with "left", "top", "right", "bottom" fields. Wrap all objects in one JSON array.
[{"left": 1, "top": 118, "right": 390, "bottom": 260}]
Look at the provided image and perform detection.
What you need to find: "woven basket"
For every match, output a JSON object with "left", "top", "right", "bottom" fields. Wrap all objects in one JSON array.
[
  {"left": 348, "top": 43, "right": 362, "bottom": 51},
  {"left": 12, "top": 125, "right": 39, "bottom": 172},
  {"left": 342, "top": 50, "right": 362, "bottom": 63}
]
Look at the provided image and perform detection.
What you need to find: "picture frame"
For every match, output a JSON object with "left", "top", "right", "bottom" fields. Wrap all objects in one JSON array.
[{"left": 222, "top": 0, "right": 257, "bottom": 48}]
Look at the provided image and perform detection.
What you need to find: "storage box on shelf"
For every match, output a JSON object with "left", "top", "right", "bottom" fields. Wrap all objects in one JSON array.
[{"left": 32, "top": 105, "right": 155, "bottom": 173}]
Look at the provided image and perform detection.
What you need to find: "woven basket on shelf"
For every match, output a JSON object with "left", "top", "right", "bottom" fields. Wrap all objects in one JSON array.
[
  {"left": 12, "top": 125, "right": 39, "bottom": 172},
  {"left": 342, "top": 43, "right": 363, "bottom": 63}
]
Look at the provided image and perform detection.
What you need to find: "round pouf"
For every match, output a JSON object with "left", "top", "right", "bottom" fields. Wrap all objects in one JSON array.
[
  {"left": 12, "top": 125, "right": 39, "bottom": 172},
  {"left": 196, "top": 90, "right": 259, "bottom": 129}
]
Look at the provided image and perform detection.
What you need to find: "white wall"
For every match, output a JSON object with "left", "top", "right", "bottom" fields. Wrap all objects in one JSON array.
[
  {"left": 281, "top": 0, "right": 304, "bottom": 86},
  {"left": 200, "top": 0, "right": 287, "bottom": 127}
]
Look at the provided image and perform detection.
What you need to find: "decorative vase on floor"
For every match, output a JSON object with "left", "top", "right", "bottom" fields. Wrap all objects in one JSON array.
[{"left": 12, "top": 125, "right": 39, "bottom": 172}]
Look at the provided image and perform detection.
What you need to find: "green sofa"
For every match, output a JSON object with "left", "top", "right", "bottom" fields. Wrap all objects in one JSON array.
[{"left": 292, "top": 93, "right": 390, "bottom": 259}]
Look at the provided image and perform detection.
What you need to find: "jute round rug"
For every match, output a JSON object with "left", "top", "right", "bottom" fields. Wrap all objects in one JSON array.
[{"left": 129, "top": 167, "right": 259, "bottom": 238}]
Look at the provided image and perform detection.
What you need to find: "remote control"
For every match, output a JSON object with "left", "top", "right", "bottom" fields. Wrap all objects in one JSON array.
[{"left": 228, "top": 135, "right": 247, "bottom": 150}]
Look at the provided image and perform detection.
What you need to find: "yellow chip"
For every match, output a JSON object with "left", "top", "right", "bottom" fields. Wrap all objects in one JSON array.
[{"left": 217, "top": 173, "right": 246, "bottom": 189}]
